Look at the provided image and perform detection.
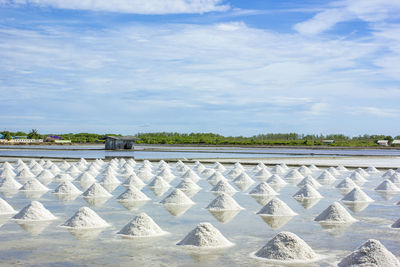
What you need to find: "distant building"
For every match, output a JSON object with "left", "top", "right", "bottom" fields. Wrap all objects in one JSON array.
[
  {"left": 392, "top": 140, "right": 400, "bottom": 146},
  {"left": 45, "top": 135, "right": 62, "bottom": 142},
  {"left": 377, "top": 140, "right": 389, "bottom": 146},
  {"left": 105, "top": 136, "right": 138, "bottom": 150},
  {"left": 322, "top": 140, "right": 335, "bottom": 145}
]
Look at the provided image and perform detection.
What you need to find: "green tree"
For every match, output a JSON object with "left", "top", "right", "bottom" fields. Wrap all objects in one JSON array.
[
  {"left": 2, "top": 131, "right": 12, "bottom": 140},
  {"left": 27, "top": 129, "right": 40, "bottom": 139}
]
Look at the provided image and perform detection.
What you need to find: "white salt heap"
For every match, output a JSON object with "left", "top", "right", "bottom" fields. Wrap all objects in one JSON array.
[
  {"left": 36, "top": 170, "right": 54, "bottom": 183},
  {"left": 375, "top": 180, "right": 400, "bottom": 192},
  {"left": 206, "top": 193, "right": 243, "bottom": 211},
  {"left": 207, "top": 171, "right": 227, "bottom": 186},
  {"left": 257, "top": 198, "right": 297, "bottom": 216},
  {"left": 54, "top": 173, "right": 74, "bottom": 183},
  {"left": 349, "top": 172, "right": 367, "bottom": 186},
  {"left": 137, "top": 169, "right": 153, "bottom": 181},
  {"left": 117, "top": 213, "right": 166, "bottom": 237},
  {"left": 391, "top": 218, "right": 400, "bottom": 228},
  {"left": 0, "top": 197, "right": 16, "bottom": 215},
  {"left": 12, "top": 201, "right": 57, "bottom": 221},
  {"left": 336, "top": 165, "right": 348, "bottom": 172},
  {"left": 338, "top": 239, "right": 400, "bottom": 267},
  {"left": 316, "top": 171, "right": 336, "bottom": 184},
  {"left": 82, "top": 183, "right": 113, "bottom": 198},
  {"left": 210, "top": 180, "right": 237, "bottom": 195},
  {"left": 201, "top": 168, "right": 215, "bottom": 178},
  {"left": 227, "top": 168, "right": 243, "bottom": 179},
  {"left": 249, "top": 182, "right": 279, "bottom": 196},
  {"left": 233, "top": 172, "right": 254, "bottom": 185},
  {"left": 309, "top": 164, "right": 319, "bottom": 171},
  {"left": 0, "top": 168, "right": 15, "bottom": 178},
  {"left": 389, "top": 173, "right": 400, "bottom": 184},
  {"left": 297, "top": 176, "right": 321, "bottom": 189},
  {"left": 382, "top": 169, "right": 395, "bottom": 179},
  {"left": 176, "top": 222, "right": 233, "bottom": 248},
  {"left": 117, "top": 187, "right": 150, "bottom": 202},
  {"left": 298, "top": 166, "right": 312, "bottom": 176},
  {"left": 99, "top": 173, "right": 120, "bottom": 185},
  {"left": 76, "top": 172, "right": 96, "bottom": 184},
  {"left": 285, "top": 170, "right": 304, "bottom": 180},
  {"left": 355, "top": 168, "right": 369, "bottom": 177},
  {"left": 160, "top": 189, "right": 194, "bottom": 205},
  {"left": 175, "top": 179, "right": 201, "bottom": 192},
  {"left": 342, "top": 187, "right": 374, "bottom": 203},
  {"left": 53, "top": 181, "right": 82, "bottom": 195},
  {"left": 254, "top": 231, "right": 317, "bottom": 262},
  {"left": 336, "top": 178, "right": 358, "bottom": 190},
  {"left": 181, "top": 170, "right": 200, "bottom": 183},
  {"left": 266, "top": 174, "right": 287, "bottom": 187},
  {"left": 0, "top": 176, "right": 22, "bottom": 190},
  {"left": 19, "top": 178, "right": 49, "bottom": 192},
  {"left": 61, "top": 207, "right": 110, "bottom": 229},
  {"left": 148, "top": 176, "right": 171, "bottom": 188},
  {"left": 293, "top": 185, "right": 322, "bottom": 199},
  {"left": 254, "top": 168, "right": 272, "bottom": 181},
  {"left": 16, "top": 168, "right": 35, "bottom": 180},
  {"left": 314, "top": 201, "right": 357, "bottom": 224},
  {"left": 213, "top": 162, "right": 226, "bottom": 172},
  {"left": 123, "top": 174, "right": 146, "bottom": 189},
  {"left": 67, "top": 165, "right": 81, "bottom": 176},
  {"left": 327, "top": 167, "right": 340, "bottom": 176},
  {"left": 270, "top": 165, "right": 285, "bottom": 174},
  {"left": 49, "top": 165, "right": 61, "bottom": 175},
  {"left": 366, "top": 166, "right": 379, "bottom": 173}
]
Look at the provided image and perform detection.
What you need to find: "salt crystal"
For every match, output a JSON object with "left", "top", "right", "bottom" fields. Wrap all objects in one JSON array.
[
  {"left": 12, "top": 201, "right": 57, "bottom": 221},
  {"left": 314, "top": 202, "right": 356, "bottom": 224},
  {"left": 82, "top": 183, "right": 112, "bottom": 198},
  {"left": 160, "top": 189, "right": 194, "bottom": 205},
  {"left": 342, "top": 187, "right": 374, "bottom": 203},
  {"left": 61, "top": 207, "right": 110, "bottom": 229},
  {"left": 177, "top": 222, "right": 233, "bottom": 248},
  {"left": 293, "top": 185, "right": 322, "bottom": 199},
  {"left": 53, "top": 181, "right": 82, "bottom": 195},
  {"left": 117, "top": 213, "right": 166, "bottom": 237},
  {"left": 206, "top": 193, "right": 243, "bottom": 211},
  {"left": 257, "top": 198, "right": 297, "bottom": 216}
]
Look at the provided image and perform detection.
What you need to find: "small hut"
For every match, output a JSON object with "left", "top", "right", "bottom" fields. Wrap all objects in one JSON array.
[{"left": 105, "top": 136, "right": 138, "bottom": 150}]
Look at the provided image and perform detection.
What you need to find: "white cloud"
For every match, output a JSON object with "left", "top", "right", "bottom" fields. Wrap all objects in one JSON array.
[
  {"left": 2, "top": 0, "right": 229, "bottom": 14},
  {"left": 294, "top": 0, "right": 400, "bottom": 35},
  {"left": 347, "top": 106, "right": 400, "bottom": 118}
]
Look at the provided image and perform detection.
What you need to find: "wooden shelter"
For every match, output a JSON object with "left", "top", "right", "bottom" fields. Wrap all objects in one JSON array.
[{"left": 105, "top": 136, "right": 138, "bottom": 150}]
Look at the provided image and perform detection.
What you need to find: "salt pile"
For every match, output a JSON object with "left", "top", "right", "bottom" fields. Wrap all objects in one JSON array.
[
  {"left": 61, "top": 207, "right": 110, "bottom": 229},
  {"left": 253, "top": 231, "right": 317, "bottom": 262},
  {"left": 297, "top": 176, "right": 321, "bottom": 189},
  {"left": 227, "top": 168, "right": 243, "bottom": 179},
  {"left": 293, "top": 185, "right": 322, "bottom": 199},
  {"left": 309, "top": 164, "right": 319, "bottom": 171},
  {"left": 16, "top": 168, "right": 35, "bottom": 180},
  {"left": 327, "top": 167, "right": 340, "bottom": 176},
  {"left": 181, "top": 169, "right": 200, "bottom": 183},
  {"left": 36, "top": 170, "right": 54, "bottom": 184},
  {"left": 58, "top": 161, "right": 71, "bottom": 171},
  {"left": 19, "top": 178, "right": 49, "bottom": 192},
  {"left": 336, "top": 178, "right": 358, "bottom": 190},
  {"left": 137, "top": 169, "right": 153, "bottom": 182},
  {"left": 160, "top": 189, "right": 194, "bottom": 205},
  {"left": 207, "top": 171, "right": 227, "bottom": 186},
  {"left": 67, "top": 165, "right": 81, "bottom": 176},
  {"left": 53, "top": 181, "right": 82, "bottom": 195},
  {"left": 355, "top": 168, "right": 369, "bottom": 177},
  {"left": 316, "top": 170, "right": 336, "bottom": 184},
  {"left": 270, "top": 165, "right": 285, "bottom": 174},
  {"left": 233, "top": 172, "right": 254, "bottom": 185},
  {"left": 117, "top": 187, "right": 150, "bottom": 202},
  {"left": 201, "top": 168, "right": 215, "bottom": 178},
  {"left": 76, "top": 172, "right": 96, "bottom": 184},
  {"left": 249, "top": 182, "right": 279, "bottom": 196},
  {"left": 0, "top": 197, "right": 16, "bottom": 215},
  {"left": 266, "top": 174, "right": 287, "bottom": 187},
  {"left": 213, "top": 162, "right": 226, "bottom": 172},
  {"left": 123, "top": 174, "right": 146, "bottom": 189},
  {"left": 99, "top": 173, "right": 120, "bottom": 185},
  {"left": 257, "top": 198, "right": 297, "bottom": 216},
  {"left": 349, "top": 172, "right": 367, "bottom": 186},
  {"left": 314, "top": 202, "right": 356, "bottom": 224},
  {"left": 366, "top": 166, "right": 379, "bottom": 173},
  {"left": 285, "top": 170, "right": 304, "bottom": 180},
  {"left": 82, "top": 183, "right": 113, "bottom": 198},
  {"left": 391, "top": 218, "right": 400, "bottom": 228},
  {"left": 148, "top": 176, "right": 171, "bottom": 188},
  {"left": 176, "top": 222, "right": 233, "bottom": 248},
  {"left": 12, "top": 201, "right": 57, "bottom": 221},
  {"left": 336, "top": 165, "right": 348, "bottom": 172},
  {"left": 54, "top": 173, "right": 74, "bottom": 183},
  {"left": 254, "top": 168, "right": 272, "bottom": 181},
  {"left": 342, "top": 187, "right": 374, "bottom": 203},
  {"left": 49, "top": 165, "right": 61, "bottom": 175},
  {"left": 117, "top": 212, "right": 166, "bottom": 238},
  {"left": 157, "top": 168, "right": 175, "bottom": 182},
  {"left": 279, "top": 163, "right": 289, "bottom": 170},
  {"left": 375, "top": 180, "right": 400, "bottom": 192},
  {"left": 338, "top": 239, "right": 400, "bottom": 267},
  {"left": 298, "top": 166, "right": 312, "bottom": 176},
  {"left": 210, "top": 180, "right": 237, "bottom": 195},
  {"left": 382, "top": 169, "right": 395, "bottom": 179},
  {"left": 206, "top": 193, "right": 243, "bottom": 211},
  {"left": 175, "top": 179, "right": 201, "bottom": 193},
  {"left": 0, "top": 168, "right": 15, "bottom": 178},
  {"left": 389, "top": 173, "right": 400, "bottom": 184},
  {"left": 0, "top": 176, "right": 22, "bottom": 190}
]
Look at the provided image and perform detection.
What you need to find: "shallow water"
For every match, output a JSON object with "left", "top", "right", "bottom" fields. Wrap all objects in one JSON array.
[{"left": 0, "top": 161, "right": 399, "bottom": 266}]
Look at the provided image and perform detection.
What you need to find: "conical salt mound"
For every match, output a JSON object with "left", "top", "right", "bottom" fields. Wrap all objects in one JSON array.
[
  {"left": 157, "top": 168, "right": 176, "bottom": 182},
  {"left": 54, "top": 173, "right": 74, "bottom": 183},
  {"left": 160, "top": 189, "right": 194, "bottom": 205},
  {"left": 254, "top": 168, "right": 272, "bottom": 181},
  {"left": 176, "top": 179, "right": 201, "bottom": 192},
  {"left": 298, "top": 166, "right": 312, "bottom": 176},
  {"left": 0, "top": 176, "right": 22, "bottom": 190},
  {"left": 254, "top": 231, "right": 317, "bottom": 261},
  {"left": 327, "top": 167, "right": 340, "bottom": 176},
  {"left": 338, "top": 239, "right": 400, "bottom": 267},
  {"left": 382, "top": 169, "right": 395, "bottom": 179},
  {"left": 206, "top": 193, "right": 243, "bottom": 211},
  {"left": 355, "top": 168, "right": 369, "bottom": 177},
  {"left": 227, "top": 168, "right": 243, "bottom": 179},
  {"left": 123, "top": 174, "right": 146, "bottom": 189},
  {"left": 117, "top": 187, "right": 150, "bottom": 202},
  {"left": 375, "top": 180, "right": 400, "bottom": 192},
  {"left": 181, "top": 169, "right": 200, "bottom": 183},
  {"left": 349, "top": 172, "right": 367, "bottom": 186},
  {"left": 297, "top": 176, "right": 321, "bottom": 189},
  {"left": 336, "top": 165, "right": 348, "bottom": 172},
  {"left": 0, "top": 197, "right": 16, "bottom": 215},
  {"left": 270, "top": 165, "right": 285, "bottom": 174},
  {"left": 53, "top": 181, "right": 82, "bottom": 195},
  {"left": 82, "top": 183, "right": 112, "bottom": 198},
  {"left": 19, "top": 178, "right": 49, "bottom": 192},
  {"left": 285, "top": 169, "right": 304, "bottom": 180},
  {"left": 233, "top": 172, "right": 254, "bottom": 185},
  {"left": 309, "top": 164, "right": 319, "bottom": 171},
  {"left": 257, "top": 198, "right": 297, "bottom": 216},
  {"left": 207, "top": 171, "right": 227, "bottom": 186},
  {"left": 366, "top": 166, "right": 379, "bottom": 173},
  {"left": 117, "top": 213, "right": 166, "bottom": 237},
  {"left": 317, "top": 170, "right": 336, "bottom": 184},
  {"left": 148, "top": 176, "right": 171, "bottom": 188},
  {"left": 61, "top": 207, "right": 110, "bottom": 229},
  {"left": 249, "top": 182, "right": 279, "bottom": 196},
  {"left": 213, "top": 162, "right": 226, "bottom": 172},
  {"left": 391, "top": 218, "right": 400, "bottom": 228},
  {"left": 16, "top": 168, "right": 35, "bottom": 179},
  {"left": 12, "top": 201, "right": 57, "bottom": 221},
  {"left": 336, "top": 178, "right": 358, "bottom": 190},
  {"left": 99, "top": 173, "right": 120, "bottom": 185},
  {"left": 76, "top": 172, "right": 96, "bottom": 184},
  {"left": 266, "top": 174, "right": 287, "bottom": 187},
  {"left": 177, "top": 222, "right": 233, "bottom": 248},
  {"left": 37, "top": 170, "right": 54, "bottom": 182},
  {"left": 342, "top": 187, "right": 374, "bottom": 203},
  {"left": 0, "top": 168, "right": 16, "bottom": 178},
  {"left": 293, "top": 185, "right": 322, "bottom": 199},
  {"left": 314, "top": 202, "right": 357, "bottom": 224},
  {"left": 389, "top": 173, "right": 400, "bottom": 184},
  {"left": 210, "top": 180, "right": 237, "bottom": 195}
]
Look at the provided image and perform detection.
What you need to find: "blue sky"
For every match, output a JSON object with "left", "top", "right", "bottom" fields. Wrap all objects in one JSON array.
[{"left": 0, "top": 0, "right": 399, "bottom": 136}]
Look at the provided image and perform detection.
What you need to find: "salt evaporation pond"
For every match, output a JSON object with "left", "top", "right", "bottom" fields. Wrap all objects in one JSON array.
[{"left": 0, "top": 157, "right": 399, "bottom": 266}]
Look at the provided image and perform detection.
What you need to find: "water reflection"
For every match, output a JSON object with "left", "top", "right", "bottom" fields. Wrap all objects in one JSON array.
[
  {"left": 54, "top": 193, "right": 80, "bottom": 203},
  {"left": 208, "top": 210, "right": 241, "bottom": 224},
  {"left": 21, "top": 190, "right": 47, "bottom": 199},
  {"left": 67, "top": 228, "right": 104, "bottom": 240},
  {"left": 234, "top": 182, "right": 252, "bottom": 192},
  {"left": 150, "top": 187, "right": 170, "bottom": 197},
  {"left": 118, "top": 200, "right": 148, "bottom": 211},
  {"left": 163, "top": 204, "right": 193, "bottom": 217},
  {"left": 102, "top": 183, "right": 119, "bottom": 193},
  {"left": 318, "top": 223, "right": 353, "bottom": 237},
  {"left": 83, "top": 197, "right": 110, "bottom": 207},
  {"left": 376, "top": 191, "right": 398, "bottom": 201},
  {"left": 295, "top": 198, "right": 321, "bottom": 210},
  {"left": 16, "top": 221, "right": 52, "bottom": 236},
  {"left": 259, "top": 215, "right": 294, "bottom": 229},
  {"left": 250, "top": 195, "right": 273, "bottom": 206},
  {"left": 343, "top": 202, "right": 369, "bottom": 213}
]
